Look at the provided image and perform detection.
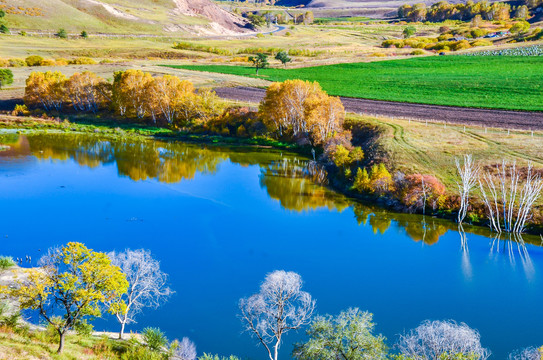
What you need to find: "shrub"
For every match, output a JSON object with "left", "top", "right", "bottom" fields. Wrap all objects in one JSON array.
[
  {"left": 451, "top": 40, "right": 471, "bottom": 51},
  {"left": 0, "top": 69, "right": 14, "bottom": 88},
  {"left": 69, "top": 57, "right": 97, "bottom": 65},
  {"left": 470, "top": 28, "right": 488, "bottom": 38},
  {"left": 510, "top": 20, "right": 530, "bottom": 33},
  {"left": 12, "top": 104, "right": 29, "bottom": 116},
  {"left": 19, "top": 31, "right": 27, "bottom": 36},
  {"left": 0, "top": 58, "right": 8, "bottom": 67},
  {"left": 471, "top": 39, "right": 493, "bottom": 47},
  {"left": 439, "top": 26, "right": 450, "bottom": 33},
  {"left": 122, "top": 344, "right": 164, "bottom": 360},
  {"left": 56, "top": 28, "right": 67, "bottom": 39},
  {"left": 81, "top": 30, "right": 88, "bottom": 38},
  {"left": 74, "top": 319, "right": 93, "bottom": 337},
  {"left": 55, "top": 58, "right": 69, "bottom": 66},
  {"left": 25, "top": 55, "right": 44, "bottom": 66},
  {"left": 403, "top": 25, "right": 416, "bottom": 38},
  {"left": 142, "top": 327, "right": 168, "bottom": 352},
  {"left": 0, "top": 24, "right": 8, "bottom": 34},
  {"left": 370, "top": 52, "right": 387, "bottom": 57},
  {"left": 0, "top": 256, "right": 15, "bottom": 270},
  {"left": 411, "top": 49, "right": 426, "bottom": 55},
  {"left": 256, "top": 33, "right": 265, "bottom": 38},
  {"left": 8, "top": 58, "right": 26, "bottom": 67},
  {"left": 40, "top": 59, "right": 56, "bottom": 66}
]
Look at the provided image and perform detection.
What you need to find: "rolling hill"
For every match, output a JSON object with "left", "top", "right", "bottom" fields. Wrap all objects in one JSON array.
[{"left": 0, "top": 0, "right": 251, "bottom": 35}]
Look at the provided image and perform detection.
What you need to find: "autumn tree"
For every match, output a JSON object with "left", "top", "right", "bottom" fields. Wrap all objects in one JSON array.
[
  {"left": 1, "top": 242, "right": 128, "bottom": 353},
  {"left": 514, "top": 5, "right": 529, "bottom": 19},
  {"left": 249, "top": 53, "right": 269, "bottom": 75},
  {"left": 370, "top": 163, "right": 394, "bottom": 194},
  {"left": 400, "top": 174, "right": 446, "bottom": 214},
  {"left": 24, "top": 71, "right": 67, "bottom": 111},
  {"left": 354, "top": 167, "right": 371, "bottom": 193},
  {"left": 108, "top": 249, "right": 173, "bottom": 339},
  {"left": 112, "top": 70, "right": 154, "bottom": 118},
  {"left": 65, "top": 72, "right": 109, "bottom": 113},
  {"left": 147, "top": 75, "right": 195, "bottom": 124},
  {"left": 259, "top": 80, "right": 345, "bottom": 145}
]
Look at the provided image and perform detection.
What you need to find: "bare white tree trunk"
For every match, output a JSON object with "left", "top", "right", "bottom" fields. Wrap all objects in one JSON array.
[
  {"left": 455, "top": 154, "right": 479, "bottom": 224},
  {"left": 479, "top": 161, "right": 543, "bottom": 234}
]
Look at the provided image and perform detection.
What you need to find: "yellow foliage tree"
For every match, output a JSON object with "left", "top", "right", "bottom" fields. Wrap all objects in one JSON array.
[
  {"left": 1, "top": 242, "right": 128, "bottom": 354},
  {"left": 260, "top": 79, "right": 345, "bottom": 145},
  {"left": 147, "top": 75, "right": 194, "bottom": 124},
  {"left": 354, "top": 167, "right": 371, "bottom": 193},
  {"left": 24, "top": 71, "right": 67, "bottom": 111},
  {"left": 65, "top": 71, "right": 109, "bottom": 113},
  {"left": 370, "top": 163, "right": 394, "bottom": 194},
  {"left": 112, "top": 70, "right": 154, "bottom": 119}
]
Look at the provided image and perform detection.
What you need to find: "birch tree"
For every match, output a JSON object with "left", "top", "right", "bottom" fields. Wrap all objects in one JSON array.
[
  {"left": 479, "top": 161, "right": 543, "bottom": 234},
  {"left": 398, "top": 320, "right": 490, "bottom": 360},
  {"left": 108, "top": 249, "right": 173, "bottom": 339},
  {"left": 239, "top": 270, "right": 316, "bottom": 360},
  {"left": 171, "top": 337, "right": 197, "bottom": 360},
  {"left": 259, "top": 80, "right": 344, "bottom": 145},
  {"left": 65, "top": 72, "right": 108, "bottom": 113},
  {"left": 455, "top": 154, "right": 479, "bottom": 225}
]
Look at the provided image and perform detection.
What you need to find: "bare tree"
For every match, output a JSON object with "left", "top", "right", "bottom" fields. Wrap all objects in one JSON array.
[
  {"left": 108, "top": 249, "right": 173, "bottom": 339},
  {"left": 171, "top": 337, "right": 197, "bottom": 360},
  {"left": 479, "top": 161, "right": 543, "bottom": 234},
  {"left": 455, "top": 154, "right": 479, "bottom": 224},
  {"left": 508, "top": 347, "right": 542, "bottom": 360},
  {"left": 397, "top": 320, "right": 491, "bottom": 360},
  {"left": 239, "top": 270, "right": 316, "bottom": 360}
]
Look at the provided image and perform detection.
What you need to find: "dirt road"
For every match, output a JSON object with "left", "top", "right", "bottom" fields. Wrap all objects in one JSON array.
[{"left": 214, "top": 86, "right": 543, "bottom": 131}]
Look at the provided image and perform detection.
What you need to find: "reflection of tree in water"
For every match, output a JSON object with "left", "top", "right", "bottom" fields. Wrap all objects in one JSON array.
[
  {"left": 353, "top": 203, "right": 449, "bottom": 242},
  {"left": 259, "top": 158, "right": 350, "bottom": 212},
  {"left": 24, "top": 134, "right": 228, "bottom": 183}
]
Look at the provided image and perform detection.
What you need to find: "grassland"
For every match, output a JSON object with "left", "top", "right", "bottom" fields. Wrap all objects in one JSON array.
[
  {"left": 167, "top": 56, "right": 543, "bottom": 111},
  {"left": 350, "top": 114, "right": 543, "bottom": 188}
]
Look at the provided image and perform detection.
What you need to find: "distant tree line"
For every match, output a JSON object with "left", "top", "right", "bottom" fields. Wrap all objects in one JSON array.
[{"left": 398, "top": 0, "right": 532, "bottom": 22}]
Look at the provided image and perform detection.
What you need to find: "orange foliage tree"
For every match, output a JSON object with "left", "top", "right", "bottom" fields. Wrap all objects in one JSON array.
[{"left": 400, "top": 174, "right": 446, "bottom": 213}]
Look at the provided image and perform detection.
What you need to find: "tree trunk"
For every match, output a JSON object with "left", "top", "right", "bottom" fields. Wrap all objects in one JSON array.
[
  {"left": 57, "top": 331, "right": 65, "bottom": 354},
  {"left": 119, "top": 321, "right": 126, "bottom": 339},
  {"left": 273, "top": 340, "right": 280, "bottom": 360}
]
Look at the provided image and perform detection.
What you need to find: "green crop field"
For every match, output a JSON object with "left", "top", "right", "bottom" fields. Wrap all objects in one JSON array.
[{"left": 166, "top": 56, "right": 543, "bottom": 111}]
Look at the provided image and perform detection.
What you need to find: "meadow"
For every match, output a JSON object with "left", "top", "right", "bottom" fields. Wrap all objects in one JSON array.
[{"left": 167, "top": 55, "right": 543, "bottom": 111}]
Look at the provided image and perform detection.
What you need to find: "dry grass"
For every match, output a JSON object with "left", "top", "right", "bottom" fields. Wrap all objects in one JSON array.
[{"left": 351, "top": 114, "right": 543, "bottom": 187}]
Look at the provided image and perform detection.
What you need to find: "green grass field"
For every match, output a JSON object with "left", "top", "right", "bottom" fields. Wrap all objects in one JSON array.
[{"left": 167, "top": 56, "right": 543, "bottom": 111}]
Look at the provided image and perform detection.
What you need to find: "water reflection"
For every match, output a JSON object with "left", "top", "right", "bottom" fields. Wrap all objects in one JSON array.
[
  {"left": 456, "top": 224, "right": 536, "bottom": 279},
  {"left": 1, "top": 132, "right": 542, "bottom": 256}
]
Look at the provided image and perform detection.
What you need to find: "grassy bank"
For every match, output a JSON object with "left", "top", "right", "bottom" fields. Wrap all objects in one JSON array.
[
  {"left": 0, "top": 115, "right": 301, "bottom": 151},
  {"left": 168, "top": 56, "right": 543, "bottom": 111}
]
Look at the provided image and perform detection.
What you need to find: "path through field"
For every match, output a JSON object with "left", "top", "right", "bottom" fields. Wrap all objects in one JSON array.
[{"left": 214, "top": 86, "right": 543, "bottom": 131}]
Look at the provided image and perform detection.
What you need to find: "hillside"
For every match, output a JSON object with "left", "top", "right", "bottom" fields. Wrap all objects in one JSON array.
[{"left": 0, "top": 0, "right": 251, "bottom": 35}]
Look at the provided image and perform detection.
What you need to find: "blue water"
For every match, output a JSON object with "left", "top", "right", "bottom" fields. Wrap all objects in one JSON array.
[{"left": 0, "top": 133, "right": 542, "bottom": 359}]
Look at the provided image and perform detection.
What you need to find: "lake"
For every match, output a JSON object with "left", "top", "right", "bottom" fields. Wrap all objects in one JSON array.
[{"left": 0, "top": 132, "right": 542, "bottom": 359}]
